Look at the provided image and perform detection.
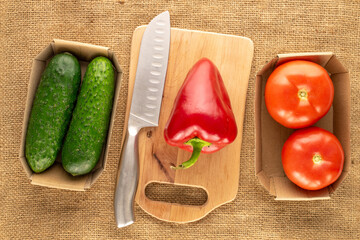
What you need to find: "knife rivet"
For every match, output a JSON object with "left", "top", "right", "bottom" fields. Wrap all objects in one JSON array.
[{"left": 147, "top": 131, "right": 152, "bottom": 138}]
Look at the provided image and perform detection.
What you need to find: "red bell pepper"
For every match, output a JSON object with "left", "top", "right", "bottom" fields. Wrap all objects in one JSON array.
[{"left": 164, "top": 58, "right": 237, "bottom": 169}]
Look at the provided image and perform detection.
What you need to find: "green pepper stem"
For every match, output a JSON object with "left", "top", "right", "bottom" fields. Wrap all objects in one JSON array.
[{"left": 171, "top": 137, "right": 211, "bottom": 170}]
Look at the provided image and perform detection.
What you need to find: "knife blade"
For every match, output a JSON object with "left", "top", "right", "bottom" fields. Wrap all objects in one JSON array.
[{"left": 114, "top": 11, "right": 171, "bottom": 228}]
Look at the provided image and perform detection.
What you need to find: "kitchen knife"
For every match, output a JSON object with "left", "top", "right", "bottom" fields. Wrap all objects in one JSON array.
[{"left": 114, "top": 11, "right": 171, "bottom": 228}]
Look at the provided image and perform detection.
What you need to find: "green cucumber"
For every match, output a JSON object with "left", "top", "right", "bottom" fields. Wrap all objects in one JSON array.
[
  {"left": 26, "top": 53, "right": 81, "bottom": 173},
  {"left": 62, "top": 56, "right": 115, "bottom": 176}
]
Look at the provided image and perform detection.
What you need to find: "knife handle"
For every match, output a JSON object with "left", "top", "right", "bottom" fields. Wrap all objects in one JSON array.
[{"left": 114, "top": 119, "right": 140, "bottom": 228}]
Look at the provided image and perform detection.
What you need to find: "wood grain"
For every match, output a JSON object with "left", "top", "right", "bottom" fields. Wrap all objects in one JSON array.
[{"left": 123, "top": 26, "right": 253, "bottom": 223}]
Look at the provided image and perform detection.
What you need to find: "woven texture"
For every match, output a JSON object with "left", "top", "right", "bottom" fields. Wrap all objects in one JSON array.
[{"left": 1, "top": 0, "right": 359, "bottom": 239}]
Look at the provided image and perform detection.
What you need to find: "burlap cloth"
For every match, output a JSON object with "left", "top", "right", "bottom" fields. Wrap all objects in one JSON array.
[{"left": 1, "top": 0, "right": 359, "bottom": 239}]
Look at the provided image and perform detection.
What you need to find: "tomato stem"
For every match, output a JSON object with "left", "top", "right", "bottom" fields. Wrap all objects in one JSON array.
[
  {"left": 312, "top": 154, "right": 322, "bottom": 164},
  {"left": 298, "top": 89, "right": 308, "bottom": 100}
]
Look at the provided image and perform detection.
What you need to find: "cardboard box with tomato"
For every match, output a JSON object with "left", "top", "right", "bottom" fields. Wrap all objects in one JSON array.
[{"left": 255, "top": 52, "right": 350, "bottom": 200}]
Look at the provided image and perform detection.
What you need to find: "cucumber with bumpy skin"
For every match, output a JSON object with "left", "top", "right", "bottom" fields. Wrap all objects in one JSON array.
[
  {"left": 62, "top": 56, "right": 115, "bottom": 176},
  {"left": 26, "top": 53, "right": 81, "bottom": 173}
]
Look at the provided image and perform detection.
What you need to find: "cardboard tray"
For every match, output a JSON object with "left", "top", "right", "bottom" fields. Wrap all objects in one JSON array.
[
  {"left": 255, "top": 52, "right": 350, "bottom": 200},
  {"left": 19, "top": 39, "right": 123, "bottom": 191}
]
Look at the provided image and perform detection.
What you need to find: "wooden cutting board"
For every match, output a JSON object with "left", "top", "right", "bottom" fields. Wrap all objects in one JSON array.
[{"left": 123, "top": 26, "right": 253, "bottom": 223}]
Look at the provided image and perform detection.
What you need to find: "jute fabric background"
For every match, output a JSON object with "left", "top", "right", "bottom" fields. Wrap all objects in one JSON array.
[{"left": 1, "top": 0, "right": 359, "bottom": 239}]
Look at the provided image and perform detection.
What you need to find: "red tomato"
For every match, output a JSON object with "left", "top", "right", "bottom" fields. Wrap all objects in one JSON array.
[
  {"left": 282, "top": 127, "right": 344, "bottom": 191},
  {"left": 265, "top": 60, "right": 334, "bottom": 129}
]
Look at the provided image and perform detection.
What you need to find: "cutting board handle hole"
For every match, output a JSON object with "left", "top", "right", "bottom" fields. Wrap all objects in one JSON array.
[{"left": 144, "top": 182, "right": 208, "bottom": 206}]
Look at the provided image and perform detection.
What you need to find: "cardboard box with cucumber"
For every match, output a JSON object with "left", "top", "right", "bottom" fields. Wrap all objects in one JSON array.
[{"left": 19, "top": 39, "right": 123, "bottom": 191}]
